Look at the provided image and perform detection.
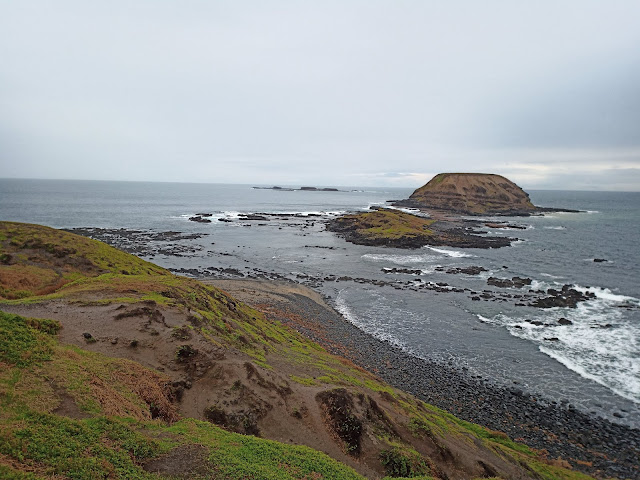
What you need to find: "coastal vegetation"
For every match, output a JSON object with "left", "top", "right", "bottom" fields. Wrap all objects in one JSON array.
[
  {"left": 0, "top": 221, "right": 598, "bottom": 479},
  {"left": 327, "top": 208, "right": 437, "bottom": 247},
  {"left": 326, "top": 208, "right": 513, "bottom": 249}
]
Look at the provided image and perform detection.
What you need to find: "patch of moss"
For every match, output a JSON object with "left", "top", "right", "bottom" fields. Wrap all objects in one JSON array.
[
  {"left": 331, "top": 209, "right": 436, "bottom": 241},
  {"left": 379, "top": 444, "right": 433, "bottom": 478},
  {"left": 0, "top": 311, "right": 55, "bottom": 367},
  {"left": 289, "top": 375, "right": 317, "bottom": 386}
]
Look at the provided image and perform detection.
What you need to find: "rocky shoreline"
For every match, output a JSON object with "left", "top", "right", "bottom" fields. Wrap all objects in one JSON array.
[
  {"left": 66, "top": 226, "right": 640, "bottom": 478},
  {"left": 391, "top": 198, "right": 582, "bottom": 217},
  {"left": 326, "top": 207, "right": 517, "bottom": 249},
  {"left": 213, "top": 278, "right": 640, "bottom": 480}
]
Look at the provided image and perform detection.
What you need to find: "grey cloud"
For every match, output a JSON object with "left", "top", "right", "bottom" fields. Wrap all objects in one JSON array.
[
  {"left": 1, "top": 1, "right": 639, "bottom": 190},
  {"left": 527, "top": 168, "right": 640, "bottom": 192},
  {"left": 490, "top": 59, "right": 640, "bottom": 149}
]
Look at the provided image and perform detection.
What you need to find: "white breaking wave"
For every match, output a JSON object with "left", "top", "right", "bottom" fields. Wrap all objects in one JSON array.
[
  {"left": 384, "top": 205, "right": 431, "bottom": 217},
  {"left": 361, "top": 253, "right": 439, "bottom": 265},
  {"left": 477, "top": 284, "right": 640, "bottom": 404},
  {"left": 530, "top": 279, "right": 553, "bottom": 291},
  {"left": 273, "top": 210, "right": 345, "bottom": 216},
  {"left": 197, "top": 209, "right": 349, "bottom": 221},
  {"left": 539, "top": 346, "right": 640, "bottom": 404},
  {"left": 540, "top": 272, "right": 565, "bottom": 280},
  {"left": 381, "top": 266, "right": 439, "bottom": 275},
  {"left": 544, "top": 226, "right": 566, "bottom": 230},
  {"left": 362, "top": 202, "right": 385, "bottom": 210},
  {"left": 425, "top": 246, "right": 474, "bottom": 258},
  {"left": 575, "top": 285, "right": 639, "bottom": 304}
]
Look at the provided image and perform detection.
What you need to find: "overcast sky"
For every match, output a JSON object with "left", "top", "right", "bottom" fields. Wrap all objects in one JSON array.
[{"left": 1, "top": 1, "right": 639, "bottom": 190}]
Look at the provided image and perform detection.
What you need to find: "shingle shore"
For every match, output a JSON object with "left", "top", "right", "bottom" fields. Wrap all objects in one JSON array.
[{"left": 242, "top": 284, "right": 639, "bottom": 480}]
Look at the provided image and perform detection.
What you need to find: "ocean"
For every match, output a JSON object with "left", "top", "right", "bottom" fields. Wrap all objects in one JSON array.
[{"left": 1, "top": 178, "right": 638, "bottom": 428}]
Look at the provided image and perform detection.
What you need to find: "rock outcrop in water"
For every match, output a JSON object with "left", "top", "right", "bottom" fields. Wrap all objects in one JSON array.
[
  {"left": 395, "top": 173, "right": 536, "bottom": 215},
  {"left": 326, "top": 207, "right": 515, "bottom": 249}
]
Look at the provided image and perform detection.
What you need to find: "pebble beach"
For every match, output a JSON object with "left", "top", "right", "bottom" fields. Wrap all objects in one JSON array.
[{"left": 210, "top": 278, "right": 640, "bottom": 480}]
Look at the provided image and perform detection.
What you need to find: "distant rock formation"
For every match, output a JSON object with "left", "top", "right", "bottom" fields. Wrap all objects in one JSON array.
[
  {"left": 253, "top": 186, "right": 342, "bottom": 192},
  {"left": 396, "top": 173, "right": 536, "bottom": 215}
]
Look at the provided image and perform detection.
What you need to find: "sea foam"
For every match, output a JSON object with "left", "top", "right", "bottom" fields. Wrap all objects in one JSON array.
[
  {"left": 479, "top": 284, "right": 640, "bottom": 405},
  {"left": 425, "top": 246, "right": 474, "bottom": 258},
  {"left": 362, "top": 253, "right": 439, "bottom": 265}
]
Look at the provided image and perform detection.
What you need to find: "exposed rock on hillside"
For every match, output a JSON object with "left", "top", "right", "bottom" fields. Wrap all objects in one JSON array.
[{"left": 396, "top": 173, "right": 536, "bottom": 215}]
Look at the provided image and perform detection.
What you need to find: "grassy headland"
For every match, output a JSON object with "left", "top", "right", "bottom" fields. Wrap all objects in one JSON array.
[{"left": 0, "top": 221, "right": 596, "bottom": 479}]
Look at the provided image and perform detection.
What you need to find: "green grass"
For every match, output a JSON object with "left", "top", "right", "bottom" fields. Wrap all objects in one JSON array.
[
  {"left": 0, "top": 465, "right": 43, "bottom": 480},
  {"left": 0, "top": 222, "right": 167, "bottom": 300},
  {"left": 449, "top": 415, "right": 534, "bottom": 455},
  {"left": 0, "top": 310, "right": 366, "bottom": 479},
  {"left": 0, "top": 312, "right": 56, "bottom": 367},
  {"left": 167, "top": 419, "right": 364, "bottom": 479},
  {"left": 2, "top": 413, "right": 164, "bottom": 479},
  {"left": 333, "top": 209, "right": 436, "bottom": 240},
  {"left": 289, "top": 375, "right": 317, "bottom": 386}
]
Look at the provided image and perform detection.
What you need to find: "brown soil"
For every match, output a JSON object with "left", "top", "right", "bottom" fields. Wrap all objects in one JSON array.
[
  {"left": 1, "top": 281, "right": 546, "bottom": 479},
  {"left": 50, "top": 381, "right": 91, "bottom": 420}
]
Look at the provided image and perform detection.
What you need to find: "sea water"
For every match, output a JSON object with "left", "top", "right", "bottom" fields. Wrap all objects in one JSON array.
[{"left": 1, "top": 179, "right": 638, "bottom": 427}]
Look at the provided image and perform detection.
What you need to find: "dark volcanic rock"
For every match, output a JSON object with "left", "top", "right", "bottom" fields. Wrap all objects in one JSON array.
[
  {"left": 530, "top": 285, "right": 596, "bottom": 308},
  {"left": 446, "top": 266, "right": 488, "bottom": 275},
  {"left": 485, "top": 222, "right": 527, "bottom": 230},
  {"left": 252, "top": 186, "right": 295, "bottom": 191},
  {"left": 487, "top": 276, "right": 532, "bottom": 288},
  {"left": 382, "top": 267, "right": 423, "bottom": 275},
  {"left": 238, "top": 214, "right": 269, "bottom": 221},
  {"left": 254, "top": 186, "right": 342, "bottom": 192},
  {"left": 189, "top": 216, "right": 212, "bottom": 223}
]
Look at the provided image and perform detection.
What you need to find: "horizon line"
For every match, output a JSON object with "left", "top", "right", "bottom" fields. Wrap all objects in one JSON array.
[{"left": 1, "top": 176, "right": 638, "bottom": 193}]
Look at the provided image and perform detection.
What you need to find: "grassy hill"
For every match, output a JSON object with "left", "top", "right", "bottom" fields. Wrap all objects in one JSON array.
[{"left": 0, "top": 222, "right": 593, "bottom": 479}]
